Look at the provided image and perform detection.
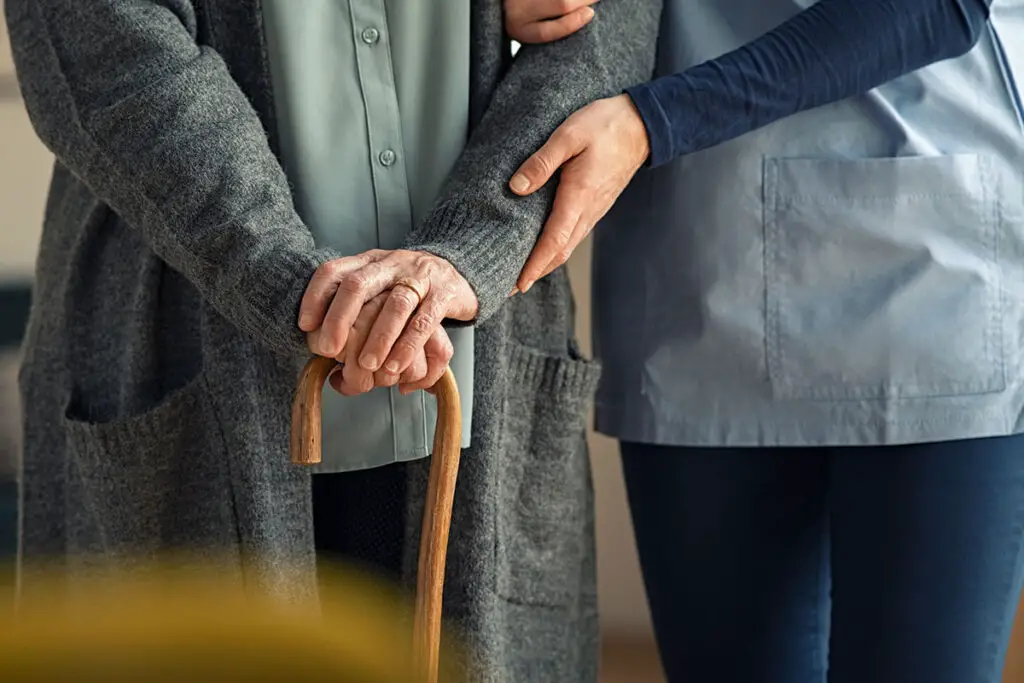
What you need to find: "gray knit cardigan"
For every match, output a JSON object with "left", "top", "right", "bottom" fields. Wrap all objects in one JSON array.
[{"left": 5, "top": 0, "right": 661, "bottom": 680}]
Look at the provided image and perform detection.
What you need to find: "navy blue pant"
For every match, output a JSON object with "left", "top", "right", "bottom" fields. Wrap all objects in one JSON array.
[{"left": 620, "top": 437, "right": 1024, "bottom": 683}]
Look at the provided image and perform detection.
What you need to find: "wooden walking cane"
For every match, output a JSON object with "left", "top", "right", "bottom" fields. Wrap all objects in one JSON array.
[{"left": 290, "top": 357, "right": 462, "bottom": 683}]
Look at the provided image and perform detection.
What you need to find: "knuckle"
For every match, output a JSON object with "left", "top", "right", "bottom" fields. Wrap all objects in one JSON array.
[
  {"left": 338, "top": 271, "right": 367, "bottom": 294},
  {"left": 413, "top": 362, "right": 430, "bottom": 382},
  {"left": 316, "top": 260, "right": 345, "bottom": 284},
  {"left": 530, "top": 155, "right": 556, "bottom": 180},
  {"left": 340, "top": 373, "right": 365, "bottom": 395},
  {"left": 395, "top": 338, "right": 420, "bottom": 358},
  {"left": 412, "top": 251, "right": 434, "bottom": 270},
  {"left": 390, "top": 288, "right": 419, "bottom": 311},
  {"left": 409, "top": 315, "right": 433, "bottom": 336},
  {"left": 552, "top": 227, "right": 574, "bottom": 247}
]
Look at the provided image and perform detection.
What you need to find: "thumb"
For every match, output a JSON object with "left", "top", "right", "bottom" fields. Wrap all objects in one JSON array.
[{"left": 509, "top": 121, "right": 587, "bottom": 196}]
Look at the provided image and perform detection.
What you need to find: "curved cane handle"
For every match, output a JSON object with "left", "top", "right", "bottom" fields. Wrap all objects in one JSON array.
[
  {"left": 289, "top": 356, "right": 338, "bottom": 466},
  {"left": 289, "top": 357, "right": 462, "bottom": 683}
]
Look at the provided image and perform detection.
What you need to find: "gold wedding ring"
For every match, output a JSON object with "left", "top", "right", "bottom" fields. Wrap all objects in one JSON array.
[{"left": 395, "top": 278, "right": 428, "bottom": 306}]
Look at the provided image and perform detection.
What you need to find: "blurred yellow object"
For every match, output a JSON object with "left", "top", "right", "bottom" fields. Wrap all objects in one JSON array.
[{"left": 0, "top": 559, "right": 462, "bottom": 683}]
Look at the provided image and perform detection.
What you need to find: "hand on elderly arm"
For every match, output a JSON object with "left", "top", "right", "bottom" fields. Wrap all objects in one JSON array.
[
  {"left": 510, "top": 0, "right": 994, "bottom": 292},
  {"left": 504, "top": 0, "right": 599, "bottom": 43},
  {"left": 298, "top": 249, "right": 478, "bottom": 395},
  {"left": 509, "top": 94, "right": 650, "bottom": 292}
]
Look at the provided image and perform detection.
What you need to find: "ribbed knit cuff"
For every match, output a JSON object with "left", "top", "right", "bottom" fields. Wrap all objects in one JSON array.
[{"left": 246, "top": 238, "right": 341, "bottom": 358}]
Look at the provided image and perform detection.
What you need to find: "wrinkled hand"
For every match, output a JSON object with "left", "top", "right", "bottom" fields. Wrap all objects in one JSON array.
[
  {"left": 300, "top": 250, "right": 477, "bottom": 390},
  {"left": 504, "top": 0, "right": 598, "bottom": 44},
  {"left": 328, "top": 293, "right": 455, "bottom": 396},
  {"left": 509, "top": 94, "right": 649, "bottom": 292}
]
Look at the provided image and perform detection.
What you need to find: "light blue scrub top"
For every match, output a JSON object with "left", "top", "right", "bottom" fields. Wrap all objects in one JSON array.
[
  {"left": 595, "top": 0, "right": 1024, "bottom": 446},
  {"left": 262, "top": 0, "right": 473, "bottom": 472}
]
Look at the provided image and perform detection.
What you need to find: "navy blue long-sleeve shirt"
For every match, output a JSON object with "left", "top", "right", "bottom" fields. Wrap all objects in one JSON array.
[{"left": 627, "top": 0, "right": 994, "bottom": 168}]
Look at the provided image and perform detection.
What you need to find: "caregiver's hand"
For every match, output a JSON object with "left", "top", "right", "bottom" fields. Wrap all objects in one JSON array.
[
  {"left": 505, "top": 0, "right": 599, "bottom": 44},
  {"left": 327, "top": 292, "right": 455, "bottom": 396},
  {"left": 300, "top": 249, "right": 477, "bottom": 378},
  {"left": 509, "top": 94, "right": 649, "bottom": 292}
]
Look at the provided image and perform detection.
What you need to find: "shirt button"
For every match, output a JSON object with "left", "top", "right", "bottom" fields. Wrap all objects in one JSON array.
[
  {"left": 378, "top": 149, "right": 396, "bottom": 166},
  {"left": 361, "top": 27, "right": 380, "bottom": 45}
]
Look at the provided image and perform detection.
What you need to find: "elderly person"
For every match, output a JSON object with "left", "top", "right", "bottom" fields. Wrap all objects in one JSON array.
[
  {"left": 503, "top": 0, "right": 1024, "bottom": 681},
  {"left": 5, "top": 0, "right": 661, "bottom": 679}
]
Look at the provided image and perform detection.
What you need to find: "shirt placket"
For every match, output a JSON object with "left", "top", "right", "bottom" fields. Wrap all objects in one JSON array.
[
  {"left": 348, "top": 0, "right": 414, "bottom": 250},
  {"left": 348, "top": 0, "right": 426, "bottom": 461}
]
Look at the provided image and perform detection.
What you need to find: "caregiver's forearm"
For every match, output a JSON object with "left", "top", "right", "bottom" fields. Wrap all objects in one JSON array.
[{"left": 627, "top": 0, "right": 992, "bottom": 168}]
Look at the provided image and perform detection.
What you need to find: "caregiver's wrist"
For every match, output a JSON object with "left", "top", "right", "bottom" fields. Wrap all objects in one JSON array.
[
  {"left": 625, "top": 83, "right": 674, "bottom": 168},
  {"left": 622, "top": 72, "right": 704, "bottom": 168}
]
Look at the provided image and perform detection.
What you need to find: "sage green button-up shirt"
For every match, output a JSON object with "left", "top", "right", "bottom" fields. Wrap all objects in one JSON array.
[{"left": 262, "top": 0, "right": 473, "bottom": 473}]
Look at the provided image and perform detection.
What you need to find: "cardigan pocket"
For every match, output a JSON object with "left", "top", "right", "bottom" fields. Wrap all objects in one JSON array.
[
  {"left": 494, "top": 340, "right": 602, "bottom": 608},
  {"left": 763, "top": 153, "right": 1005, "bottom": 401},
  {"left": 62, "top": 372, "right": 238, "bottom": 560}
]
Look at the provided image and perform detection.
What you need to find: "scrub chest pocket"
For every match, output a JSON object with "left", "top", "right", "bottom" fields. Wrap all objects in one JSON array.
[{"left": 763, "top": 154, "right": 1005, "bottom": 401}]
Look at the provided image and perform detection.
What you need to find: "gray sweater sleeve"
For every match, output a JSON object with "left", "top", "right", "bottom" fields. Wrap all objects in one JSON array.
[
  {"left": 4, "top": 0, "right": 332, "bottom": 358},
  {"left": 404, "top": 0, "right": 663, "bottom": 322}
]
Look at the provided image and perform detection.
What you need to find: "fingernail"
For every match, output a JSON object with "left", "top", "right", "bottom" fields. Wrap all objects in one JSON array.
[
  {"left": 509, "top": 287, "right": 519, "bottom": 297},
  {"left": 522, "top": 280, "right": 533, "bottom": 293},
  {"left": 385, "top": 360, "right": 400, "bottom": 373},
  {"left": 583, "top": 6, "right": 595, "bottom": 19},
  {"left": 360, "top": 353, "right": 379, "bottom": 371},
  {"left": 510, "top": 175, "right": 530, "bottom": 194}
]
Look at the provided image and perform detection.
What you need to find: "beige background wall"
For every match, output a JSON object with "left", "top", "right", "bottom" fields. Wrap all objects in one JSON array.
[{"left": 0, "top": 13, "right": 49, "bottom": 285}]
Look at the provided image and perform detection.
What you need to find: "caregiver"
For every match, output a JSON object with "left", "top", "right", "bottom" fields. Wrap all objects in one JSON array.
[{"left": 508, "top": 1, "right": 1024, "bottom": 682}]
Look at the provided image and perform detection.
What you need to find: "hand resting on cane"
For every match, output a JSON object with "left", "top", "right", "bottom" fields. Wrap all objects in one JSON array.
[{"left": 298, "top": 249, "right": 479, "bottom": 396}]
